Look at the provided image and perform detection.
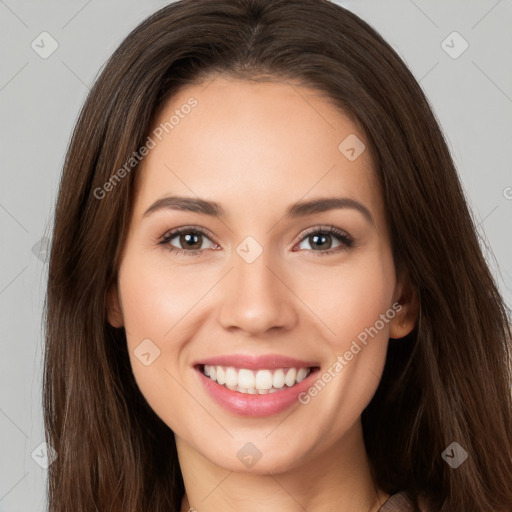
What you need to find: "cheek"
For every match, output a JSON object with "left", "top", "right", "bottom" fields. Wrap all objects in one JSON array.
[
  {"left": 116, "top": 253, "right": 208, "bottom": 425},
  {"left": 294, "top": 247, "right": 396, "bottom": 349},
  {"left": 118, "top": 253, "right": 211, "bottom": 344},
  {"left": 291, "top": 248, "right": 396, "bottom": 427}
]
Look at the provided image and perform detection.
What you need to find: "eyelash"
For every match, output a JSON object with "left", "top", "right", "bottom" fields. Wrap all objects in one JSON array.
[{"left": 158, "top": 225, "right": 355, "bottom": 258}]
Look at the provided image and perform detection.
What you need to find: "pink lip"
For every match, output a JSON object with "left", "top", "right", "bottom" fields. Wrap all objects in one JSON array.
[
  {"left": 195, "top": 366, "right": 320, "bottom": 417},
  {"left": 193, "top": 353, "right": 318, "bottom": 370}
]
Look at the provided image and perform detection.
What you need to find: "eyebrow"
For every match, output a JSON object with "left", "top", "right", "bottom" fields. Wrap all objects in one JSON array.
[{"left": 143, "top": 195, "right": 374, "bottom": 225}]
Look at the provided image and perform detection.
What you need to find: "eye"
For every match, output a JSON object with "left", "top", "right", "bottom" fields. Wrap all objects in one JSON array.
[
  {"left": 158, "top": 225, "right": 354, "bottom": 257},
  {"left": 158, "top": 227, "right": 218, "bottom": 256},
  {"left": 294, "top": 225, "right": 354, "bottom": 256}
]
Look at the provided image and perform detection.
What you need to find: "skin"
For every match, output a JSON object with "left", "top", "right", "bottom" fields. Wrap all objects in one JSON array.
[{"left": 107, "top": 76, "right": 418, "bottom": 512}]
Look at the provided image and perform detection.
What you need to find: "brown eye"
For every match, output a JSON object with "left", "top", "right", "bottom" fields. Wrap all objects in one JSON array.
[
  {"left": 296, "top": 226, "right": 354, "bottom": 256},
  {"left": 306, "top": 233, "right": 334, "bottom": 251},
  {"left": 177, "top": 232, "right": 203, "bottom": 250},
  {"left": 159, "top": 227, "right": 217, "bottom": 255}
]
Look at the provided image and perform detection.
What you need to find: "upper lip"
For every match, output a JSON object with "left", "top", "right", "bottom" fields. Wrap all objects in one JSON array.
[{"left": 194, "top": 354, "right": 319, "bottom": 370}]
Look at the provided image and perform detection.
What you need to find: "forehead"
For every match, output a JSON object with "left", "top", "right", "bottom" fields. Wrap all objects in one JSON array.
[{"left": 134, "top": 77, "right": 384, "bottom": 230}]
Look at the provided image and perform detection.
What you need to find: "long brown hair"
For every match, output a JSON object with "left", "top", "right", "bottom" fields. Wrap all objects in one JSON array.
[{"left": 43, "top": 1, "right": 512, "bottom": 510}]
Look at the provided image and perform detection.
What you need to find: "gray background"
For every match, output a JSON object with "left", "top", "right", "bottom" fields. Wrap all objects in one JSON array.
[{"left": 0, "top": 1, "right": 511, "bottom": 510}]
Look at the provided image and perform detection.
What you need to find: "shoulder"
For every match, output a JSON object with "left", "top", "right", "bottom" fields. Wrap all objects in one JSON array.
[{"left": 378, "top": 491, "right": 430, "bottom": 512}]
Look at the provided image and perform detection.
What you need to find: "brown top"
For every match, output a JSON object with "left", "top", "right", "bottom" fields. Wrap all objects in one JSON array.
[{"left": 377, "top": 491, "right": 416, "bottom": 511}]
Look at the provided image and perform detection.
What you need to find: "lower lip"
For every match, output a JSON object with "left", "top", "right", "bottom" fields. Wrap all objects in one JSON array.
[{"left": 195, "top": 366, "right": 320, "bottom": 417}]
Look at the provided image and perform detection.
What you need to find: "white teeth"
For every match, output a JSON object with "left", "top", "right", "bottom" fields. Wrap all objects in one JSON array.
[
  {"left": 255, "top": 370, "right": 273, "bottom": 390},
  {"left": 285, "top": 368, "right": 297, "bottom": 387},
  {"left": 272, "top": 369, "right": 285, "bottom": 389},
  {"left": 216, "top": 366, "right": 226, "bottom": 385},
  {"left": 202, "top": 364, "right": 313, "bottom": 394},
  {"left": 238, "top": 369, "right": 255, "bottom": 389},
  {"left": 225, "top": 367, "right": 238, "bottom": 387},
  {"left": 296, "top": 367, "right": 308, "bottom": 382}
]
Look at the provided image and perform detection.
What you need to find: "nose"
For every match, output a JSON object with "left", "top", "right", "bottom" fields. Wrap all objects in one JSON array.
[{"left": 217, "top": 249, "right": 298, "bottom": 336}]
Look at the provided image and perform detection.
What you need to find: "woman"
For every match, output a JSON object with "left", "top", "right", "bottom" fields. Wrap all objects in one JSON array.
[{"left": 43, "top": 1, "right": 512, "bottom": 511}]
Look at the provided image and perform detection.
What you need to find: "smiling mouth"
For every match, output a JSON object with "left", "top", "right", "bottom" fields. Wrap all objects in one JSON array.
[{"left": 197, "top": 364, "right": 319, "bottom": 395}]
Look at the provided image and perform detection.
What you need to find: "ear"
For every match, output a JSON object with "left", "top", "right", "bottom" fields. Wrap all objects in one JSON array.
[
  {"left": 389, "top": 271, "right": 419, "bottom": 340},
  {"left": 106, "top": 282, "right": 124, "bottom": 328}
]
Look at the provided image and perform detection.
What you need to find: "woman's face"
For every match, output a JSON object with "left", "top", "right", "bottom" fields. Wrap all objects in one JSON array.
[{"left": 108, "top": 76, "right": 413, "bottom": 473}]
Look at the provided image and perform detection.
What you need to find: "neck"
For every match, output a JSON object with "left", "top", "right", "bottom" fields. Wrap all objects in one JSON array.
[{"left": 176, "top": 420, "right": 389, "bottom": 512}]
